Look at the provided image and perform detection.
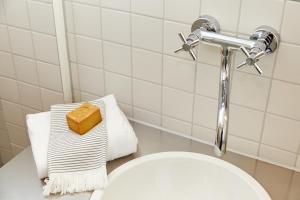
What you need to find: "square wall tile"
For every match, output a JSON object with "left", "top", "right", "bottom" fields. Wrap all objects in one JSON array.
[
  {"left": 105, "top": 72, "right": 132, "bottom": 104},
  {"left": 165, "top": 0, "right": 201, "bottom": 24},
  {"left": 67, "top": 33, "right": 77, "bottom": 62},
  {"left": 162, "top": 116, "right": 192, "bottom": 136},
  {"left": 8, "top": 27, "right": 34, "bottom": 58},
  {"left": 0, "top": 24, "right": 10, "bottom": 52},
  {"left": 78, "top": 64, "right": 104, "bottom": 96},
  {"left": 32, "top": 32, "right": 59, "bottom": 65},
  {"left": 163, "top": 55, "right": 195, "bottom": 93},
  {"left": 14, "top": 55, "right": 38, "bottom": 85},
  {"left": 228, "top": 104, "right": 264, "bottom": 142},
  {"left": 11, "top": 143, "right": 24, "bottom": 156},
  {"left": 73, "top": 0, "right": 100, "bottom": 6},
  {"left": 73, "top": 2, "right": 101, "bottom": 38},
  {"left": 0, "top": 77, "right": 19, "bottom": 103},
  {"left": 131, "top": 0, "right": 163, "bottom": 18},
  {"left": 262, "top": 114, "right": 300, "bottom": 153},
  {"left": 163, "top": 21, "right": 192, "bottom": 60},
  {"left": 35, "top": 0, "right": 53, "bottom": 4},
  {"left": 231, "top": 72, "right": 270, "bottom": 111},
  {"left": 133, "top": 107, "right": 161, "bottom": 126},
  {"left": 18, "top": 82, "right": 42, "bottom": 110},
  {"left": 0, "top": 111, "right": 6, "bottom": 130},
  {"left": 268, "top": 80, "right": 300, "bottom": 120},
  {"left": 0, "top": 52, "right": 15, "bottom": 78},
  {"left": 163, "top": 87, "right": 193, "bottom": 122},
  {"left": 197, "top": 43, "right": 221, "bottom": 66},
  {"left": 133, "top": 79, "right": 161, "bottom": 113},
  {"left": 70, "top": 62, "right": 79, "bottom": 90},
  {"left": 238, "top": 0, "right": 284, "bottom": 34},
  {"left": 227, "top": 135, "right": 259, "bottom": 157},
  {"left": 259, "top": 144, "right": 297, "bottom": 167},
  {"left": 101, "top": 8, "right": 130, "bottom": 45},
  {"left": 201, "top": 0, "right": 240, "bottom": 32},
  {"left": 3, "top": 0, "right": 29, "bottom": 28},
  {"left": 192, "top": 125, "right": 215, "bottom": 144},
  {"left": 40, "top": 88, "right": 64, "bottom": 111},
  {"left": 80, "top": 92, "right": 100, "bottom": 101},
  {"left": 1, "top": 100, "right": 24, "bottom": 126},
  {"left": 76, "top": 35, "right": 102, "bottom": 68},
  {"left": 281, "top": 1, "right": 300, "bottom": 44},
  {"left": 28, "top": 0, "right": 55, "bottom": 35},
  {"left": 0, "top": 130, "right": 11, "bottom": 149},
  {"left": 132, "top": 15, "right": 163, "bottom": 52},
  {"left": 6, "top": 123, "right": 29, "bottom": 147},
  {"left": 193, "top": 95, "right": 217, "bottom": 129},
  {"left": 132, "top": 48, "right": 162, "bottom": 84},
  {"left": 0, "top": 149, "right": 13, "bottom": 164},
  {"left": 0, "top": 0, "right": 5, "bottom": 24},
  {"left": 103, "top": 41, "right": 131, "bottom": 76},
  {"left": 118, "top": 102, "right": 132, "bottom": 117},
  {"left": 101, "top": 0, "right": 130, "bottom": 11},
  {"left": 21, "top": 106, "right": 40, "bottom": 118},
  {"left": 37, "top": 61, "right": 62, "bottom": 92},
  {"left": 196, "top": 63, "right": 219, "bottom": 98},
  {"left": 274, "top": 43, "right": 300, "bottom": 84}
]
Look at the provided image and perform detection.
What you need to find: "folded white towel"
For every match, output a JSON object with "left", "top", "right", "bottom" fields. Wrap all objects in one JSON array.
[{"left": 26, "top": 95, "right": 138, "bottom": 179}]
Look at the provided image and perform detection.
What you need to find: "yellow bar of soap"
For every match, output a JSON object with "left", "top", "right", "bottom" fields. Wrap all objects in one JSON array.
[{"left": 66, "top": 102, "right": 102, "bottom": 135}]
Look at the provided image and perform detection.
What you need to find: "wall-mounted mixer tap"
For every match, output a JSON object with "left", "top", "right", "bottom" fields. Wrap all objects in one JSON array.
[{"left": 174, "top": 15, "right": 280, "bottom": 156}]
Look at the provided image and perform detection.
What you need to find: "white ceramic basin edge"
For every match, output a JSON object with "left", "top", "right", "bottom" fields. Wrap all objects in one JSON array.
[{"left": 91, "top": 152, "right": 271, "bottom": 200}]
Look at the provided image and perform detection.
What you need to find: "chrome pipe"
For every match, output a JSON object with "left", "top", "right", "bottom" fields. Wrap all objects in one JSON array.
[
  {"left": 190, "top": 29, "right": 257, "bottom": 50},
  {"left": 214, "top": 48, "right": 232, "bottom": 156}
]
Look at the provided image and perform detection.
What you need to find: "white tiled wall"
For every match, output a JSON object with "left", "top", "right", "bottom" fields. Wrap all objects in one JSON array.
[
  {"left": 64, "top": 0, "right": 300, "bottom": 171},
  {"left": 0, "top": 0, "right": 65, "bottom": 165},
  {"left": 0, "top": 0, "right": 300, "bottom": 172}
]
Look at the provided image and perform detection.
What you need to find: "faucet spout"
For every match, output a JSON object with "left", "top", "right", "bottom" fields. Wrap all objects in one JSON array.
[{"left": 214, "top": 48, "right": 231, "bottom": 156}]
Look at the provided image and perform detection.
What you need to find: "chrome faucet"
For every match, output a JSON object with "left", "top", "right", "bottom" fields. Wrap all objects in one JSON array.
[{"left": 175, "top": 15, "right": 280, "bottom": 156}]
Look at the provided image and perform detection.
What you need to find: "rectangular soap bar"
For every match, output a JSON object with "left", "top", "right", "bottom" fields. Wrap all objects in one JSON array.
[{"left": 66, "top": 102, "right": 102, "bottom": 135}]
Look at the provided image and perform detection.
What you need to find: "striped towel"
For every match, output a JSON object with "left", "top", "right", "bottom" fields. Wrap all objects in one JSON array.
[{"left": 43, "top": 100, "right": 108, "bottom": 196}]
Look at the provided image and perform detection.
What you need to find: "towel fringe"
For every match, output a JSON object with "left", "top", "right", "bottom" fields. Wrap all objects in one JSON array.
[{"left": 43, "top": 166, "right": 107, "bottom": 196}]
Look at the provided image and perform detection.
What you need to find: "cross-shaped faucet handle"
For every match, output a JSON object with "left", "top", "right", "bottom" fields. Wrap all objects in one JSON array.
[
  {"left": 174, "top": 33, "right": 199, "bottom": 61},
  {"left": 236, "top": 46, "right": 265, "bottom": 75}
]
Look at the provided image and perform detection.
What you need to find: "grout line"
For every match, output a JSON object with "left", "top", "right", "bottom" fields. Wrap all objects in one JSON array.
[
  {"left": 159, "top": 0, "right": 166, "bottom": 127},
  {"left": 68, "top": 0, "right": 82, "bottom": 102},
  {"left": 129, "top": 0, "right": 134, "bottom": 118},
  {"left": 256, "top": 0, "right": 288, "bottom": 161},
  {"left": 4, "top": 22, "right": 57, "bottom": 37},
  {"left": 0, "top": 49, "right": 61, "bottom": 67},
  {"left": 98, "top": 0, "right": 106, "bottom": 100},
  {"left": 189, "top": 51, "right": 199, "bottom": 137},
  {"left": 235, "top": 0, "right": 243, "bottom": 35},
  {"left": 188, "top": 0, "right": 202, "bottom": 138}
]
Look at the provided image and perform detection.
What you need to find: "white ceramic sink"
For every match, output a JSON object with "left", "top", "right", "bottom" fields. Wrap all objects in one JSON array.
[{"left": 92, "top": 152, "right": 271, "bottom": 200}]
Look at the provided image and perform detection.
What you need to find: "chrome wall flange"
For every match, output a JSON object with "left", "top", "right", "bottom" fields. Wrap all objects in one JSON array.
[
  {"left": 250, "top": 25, "right": 280, "bottom": 54},
  {"left": 191, "top": 15, "right": 220, "bottom": 33}
]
